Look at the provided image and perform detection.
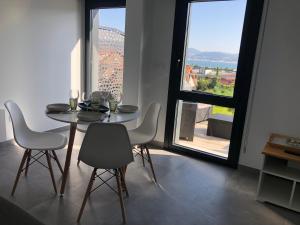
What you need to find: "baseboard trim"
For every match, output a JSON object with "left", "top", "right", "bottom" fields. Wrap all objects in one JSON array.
[
  {"left": 0, "top": 126, "right": 70, "bottom": 147},
  {"left": 150, "top": 141, "right": 259, "bottom": 172}
]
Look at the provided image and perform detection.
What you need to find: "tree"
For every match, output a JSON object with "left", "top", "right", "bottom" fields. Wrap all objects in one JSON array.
[
  {"left": 197, "top": 78, "right": 209, "bottom": 91},
  {"left": 208, "top": 77, "right": 217, "bottom": 89},
  {"left": 216, "top": 67, "right": 219, "bottom": 76}
]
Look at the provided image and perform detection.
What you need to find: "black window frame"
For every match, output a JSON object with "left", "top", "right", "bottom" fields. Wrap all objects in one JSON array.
[{"left": 164, "top": 0, "right": 265, "bottom": 168}]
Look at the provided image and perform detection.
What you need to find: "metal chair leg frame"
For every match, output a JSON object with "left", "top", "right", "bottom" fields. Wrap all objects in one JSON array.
[
  {"left": 77, "top": 168, "right": 129, "bottom": 223},
  {"left": 11, "top": 148, "right": 63, "bottom": 196},
  {"left": 25, "top": 149, "right": 32, "bottom": 176},
  {"left": 140, "top": 147, "right": 145, "bottom": 167}
]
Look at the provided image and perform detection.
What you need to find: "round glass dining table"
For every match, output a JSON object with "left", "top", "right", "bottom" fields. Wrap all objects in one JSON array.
[{"left": 46, "top": 110, "right": 140, "bottom": 196}]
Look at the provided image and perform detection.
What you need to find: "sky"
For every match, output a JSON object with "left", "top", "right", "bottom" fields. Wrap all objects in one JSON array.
[
  {"left": 97, "top": 0, "right": 247, "bottom": 54},
  {"left": 188, "top": 0, "right": 247, "bottom": 54},
  {"left": 98, "top": 8, "right": 126, "bottom": 32}
]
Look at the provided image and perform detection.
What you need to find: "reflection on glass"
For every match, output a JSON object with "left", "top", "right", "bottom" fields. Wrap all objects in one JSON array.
[
  {"left": 173, "top": 100, "right": 235, "bottom": 158},
  {"left": 181, "top": 1, "right": 247, "bottom": 97}
]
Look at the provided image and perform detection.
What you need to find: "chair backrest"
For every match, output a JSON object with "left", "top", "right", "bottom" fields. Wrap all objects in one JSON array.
[
  {"left": 78, "top": 123, "right": 134, "bottom": 169},
  {"left": 4, "top": 100, "right": 31, "bottom": 147},
  {"left": 138, "top": 102, "right": 161, "bottom": 141}
]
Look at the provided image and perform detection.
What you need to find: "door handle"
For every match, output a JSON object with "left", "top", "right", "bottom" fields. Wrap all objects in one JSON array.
[{"left": 177, "top": 59, "right": 181, "bottom": 67}]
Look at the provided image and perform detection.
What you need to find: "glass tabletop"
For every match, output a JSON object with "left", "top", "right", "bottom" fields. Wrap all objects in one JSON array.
[{"left": 46, "top": 111, "right": 140, "bottom": 124}]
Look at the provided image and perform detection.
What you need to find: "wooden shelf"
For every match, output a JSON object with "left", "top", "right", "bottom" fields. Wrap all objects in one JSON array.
[{"left": 263, "top": 143, "right": 300, "bottom": 163}]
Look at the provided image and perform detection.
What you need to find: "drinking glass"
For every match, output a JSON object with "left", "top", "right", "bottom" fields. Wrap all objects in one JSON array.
[
  {"left": 109, "top": 100, "right": 118, "bottom": 112},
  {"left": 109, "top": 93, "right": 123, "bottom": 113},
  {"left": 81, "top": 92, "right": 91, "bottom": 106},
  {"left": 69, "top": 89, "right": 79, "bottom": 111}
]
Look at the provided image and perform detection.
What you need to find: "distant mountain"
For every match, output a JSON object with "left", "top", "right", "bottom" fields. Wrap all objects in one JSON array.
[{"left": 186, "top": 48, "right": 238, "bottom": 63}]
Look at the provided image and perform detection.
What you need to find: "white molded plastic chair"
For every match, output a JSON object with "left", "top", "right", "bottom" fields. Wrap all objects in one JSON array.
[
  {"left": 128, "top": 102, "right": 161, "bottom": 182},
  {"left": 77, "top": 123, "right": 133, "bottom": 223},
  {"left": 4, "top": 100, "right": 67, "bottom": 195}
]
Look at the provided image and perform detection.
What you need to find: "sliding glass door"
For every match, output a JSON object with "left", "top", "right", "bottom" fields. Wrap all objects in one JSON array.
[{"left": 165, "top": 0, "right": 264, "bottom": 167}]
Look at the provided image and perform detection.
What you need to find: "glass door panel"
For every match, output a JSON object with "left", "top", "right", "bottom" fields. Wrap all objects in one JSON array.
[
  {"left": 165, "top": 0, "right": 264, "bottom": 167},
  {"left": 181, "top": 0, "right": 247, "bottom": 97},
  {"left": 174, "top": 100, "right": 234, "bottom": 158}
]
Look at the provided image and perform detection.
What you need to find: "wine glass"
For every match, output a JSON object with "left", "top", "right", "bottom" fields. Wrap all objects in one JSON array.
[
  {"left": 81, "top": 92, "right": 91, "bottom": 106},
  {"left": 69, "top": 89, "right": 79, "bottom": 111},
  {"left": 109, "top": 93, "right": 123, "bottom": 112}
]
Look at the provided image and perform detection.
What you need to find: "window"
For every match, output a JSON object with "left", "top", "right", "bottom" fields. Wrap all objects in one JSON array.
[
  {"left": 86, "top": 1, "right": 126, "bottom": 101},
  {"left": 165, "top": 0, "right": 265, "bottom": 167},
  {"left": 181, "top": 1, "right": 246, "bottom": 97}
]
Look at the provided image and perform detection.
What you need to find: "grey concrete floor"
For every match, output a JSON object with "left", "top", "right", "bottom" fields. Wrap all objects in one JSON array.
[{"left": 0, "top": 131, "right": 299, "bottom": 225}]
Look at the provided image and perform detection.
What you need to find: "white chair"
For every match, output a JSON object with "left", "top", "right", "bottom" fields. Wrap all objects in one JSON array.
[
  {"left": 128, "top": 103, "right": 161, "bottom": 182},
  {"left": 4, "top": 100, "right": 67, "bottom": 195},
  {"left": 77, "top": 123, "right": 133, "bottom": 223}
]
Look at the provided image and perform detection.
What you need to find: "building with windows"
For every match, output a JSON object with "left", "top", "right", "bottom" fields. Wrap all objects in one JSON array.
[{"left": 97, "top": 26, "right": 125, "bottom": 99}]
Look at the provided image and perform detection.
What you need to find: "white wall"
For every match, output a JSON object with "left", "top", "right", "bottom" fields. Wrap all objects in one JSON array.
[
  {"left": 0, "top": 0, "right": 83, "bottom": 141},
  {"left": 239, "top": 0, "right": 300, "bottom": 169},
  {"left": 123, "top": 0, "right": 144, "bottom": 108},
  {"left": 139, "top": 0, "right": 176, "bottom": 140},
  {"left": 122, "top": 0, "right": 145, "bottom": 129}
]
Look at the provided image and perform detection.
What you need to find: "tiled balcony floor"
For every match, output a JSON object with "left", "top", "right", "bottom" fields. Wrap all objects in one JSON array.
[{"left": 177, "top": 121, "right": 230, "bottom": 158}]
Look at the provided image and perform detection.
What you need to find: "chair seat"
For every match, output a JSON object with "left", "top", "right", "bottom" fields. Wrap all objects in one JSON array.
[
  {"left": 128, "top": 129, "right": 152, "bottom": 146},
  {"left": 17, "top": 131, "right": 67, "bottom": 151}
]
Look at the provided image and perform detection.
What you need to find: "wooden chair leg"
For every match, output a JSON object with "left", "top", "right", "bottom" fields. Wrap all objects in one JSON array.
[
  {"left": 25, "top": 149, "right": 32, "bottom": 176},
  {"left": 140, "top": 147, "right": 145, "bottom": 167},
  {"left": 77, "top": 168, "right": 97, "bottom": 222},
  {"left": 45, "top": 151, "right": 57, "bottom": 194},
  {"left": 11, "top": 150, "right": 29, "bottom": 196},
  {"left": 51, "top": 150, "right": 63, "bottom": 174},
  {"left": 144, "top": 145, "right": 157, "bottom": 183},
  {"left": 116, "top": 169, "right": 127, "bottom": 224},
  {"left": 119, "top": 168, "right": 129, "bottom": 197}
]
